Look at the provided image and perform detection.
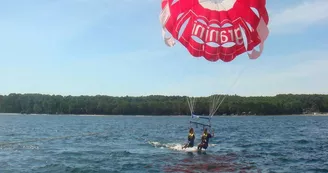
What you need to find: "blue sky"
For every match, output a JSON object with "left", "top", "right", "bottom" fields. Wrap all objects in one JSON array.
[{"left": 0, "top": 0, "right": 327, "bottom": 97}]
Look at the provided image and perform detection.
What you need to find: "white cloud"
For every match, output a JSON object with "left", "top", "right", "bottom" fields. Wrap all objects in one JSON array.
[
  {"left": 157, "top": 50, "right": 328, "bottom": 97},
  {"left": 245, "top": 51, "right": 328, "bottom": 95},
  {"left": 0, "top": 47, "right": 176, "bottom": 97},
  {"left": 156, "top": 61, "right": 251, "bottom": 97},
  {"left": 269, "top": 0, "right": 328, "bottom": 34}
]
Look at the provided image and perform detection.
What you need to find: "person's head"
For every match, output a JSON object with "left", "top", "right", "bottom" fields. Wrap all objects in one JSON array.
[
  {"left": 203, "top": 128, "right": 208, "bottom": 134},
  {"left": 189, "top": 128, "right": 194, "bottom": 134}
]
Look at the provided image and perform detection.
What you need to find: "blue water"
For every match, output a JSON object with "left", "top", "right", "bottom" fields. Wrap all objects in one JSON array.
[{"left": 0, "top": 114, "right": 327, "bottom": 173}]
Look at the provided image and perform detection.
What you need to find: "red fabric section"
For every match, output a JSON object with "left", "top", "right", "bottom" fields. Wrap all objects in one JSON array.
[{"left": 162, "top": 0, "right": 269, "bottom": 62}]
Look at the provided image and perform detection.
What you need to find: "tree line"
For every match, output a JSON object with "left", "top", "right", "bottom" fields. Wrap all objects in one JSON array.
[{"left": 0, "top": 93, "right": 327, "bottom": 115}]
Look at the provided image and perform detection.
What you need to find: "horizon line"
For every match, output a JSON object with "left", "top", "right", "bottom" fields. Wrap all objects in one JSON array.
[{"left": 1, "top": 92, "right": 328, "bottom": 97}]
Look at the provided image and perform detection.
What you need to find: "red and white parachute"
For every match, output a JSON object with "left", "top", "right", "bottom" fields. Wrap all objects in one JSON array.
[
  {"left": 159, "top": 0, "right": 270, "bottom": 62},
  {"left": 159, "top": 0, "right": 270, "bottom": 128}
]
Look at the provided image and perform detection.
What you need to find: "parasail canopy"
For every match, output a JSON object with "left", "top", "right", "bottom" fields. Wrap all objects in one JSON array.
[{"left": 160, "top": 0, "right": 270, "bottom": 62}]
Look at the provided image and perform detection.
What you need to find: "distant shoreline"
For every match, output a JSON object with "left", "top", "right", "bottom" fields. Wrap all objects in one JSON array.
[
  {"left": 1, "top": 93, "right": 328, "bottom": 116},
  {"left": 1, "top": 113, "right": 328, "bottom": 117}
]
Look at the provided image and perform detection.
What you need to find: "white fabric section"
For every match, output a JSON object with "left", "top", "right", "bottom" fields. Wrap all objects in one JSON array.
[
  {"left": 162, "top": 29, "right": 176, "bottom": 47},
  {"left": 248, "top": 18, "right": 269, "bottom": 59},
  {"left": 198, "top": 0, "right": 236, "bottom": 11},
  {"left": 159, "top": 2, "right": 176, "bottom": 47},
  {"left": 159, "top": 3, "right": 170, "bottom": 28}
]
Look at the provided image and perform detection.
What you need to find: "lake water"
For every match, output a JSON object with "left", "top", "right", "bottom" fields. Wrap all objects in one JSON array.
[{"left": 0, "top": 114, "right": 327, "bottom": 173}]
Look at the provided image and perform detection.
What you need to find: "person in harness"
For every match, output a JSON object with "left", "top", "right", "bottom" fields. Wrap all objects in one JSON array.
[
  {"left": 182, "top": 128, "right": 195, "bottom": 149},
  {"left": 197, "top": 128, "right": 214, "bottom": 150}
]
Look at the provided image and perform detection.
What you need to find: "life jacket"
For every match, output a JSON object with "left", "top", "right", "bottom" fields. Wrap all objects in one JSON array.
[
  {"left": 188, "top": 133, "right": 194, "bottom": 140},
  {"left": 201, "top": 133, "right": 208, "bottom": 142}
]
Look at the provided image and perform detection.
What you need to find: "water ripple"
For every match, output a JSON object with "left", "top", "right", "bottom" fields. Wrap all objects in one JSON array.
[{"left": 0, "top": 115, "right": 327, "bottom": 172}]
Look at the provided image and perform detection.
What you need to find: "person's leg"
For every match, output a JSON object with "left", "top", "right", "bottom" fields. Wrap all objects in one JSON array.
[
  {"left": 198, "top": 143, "right": 204, "bottom": 150},
  {"left": 182, "top": 143, "right": 188, "bottom": 149},
  {"left": 203, "top": 144, "right": 208, "bottom": 150}
]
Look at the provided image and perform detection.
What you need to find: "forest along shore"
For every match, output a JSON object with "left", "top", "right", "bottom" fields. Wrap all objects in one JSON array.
[{"left": 0, "top": 93, "right": 327, "bottom": 116}]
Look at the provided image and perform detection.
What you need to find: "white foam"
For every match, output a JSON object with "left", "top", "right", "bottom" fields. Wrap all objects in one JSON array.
[{"left": 148, "top": 141, "right": 216, "bottom": 152}]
